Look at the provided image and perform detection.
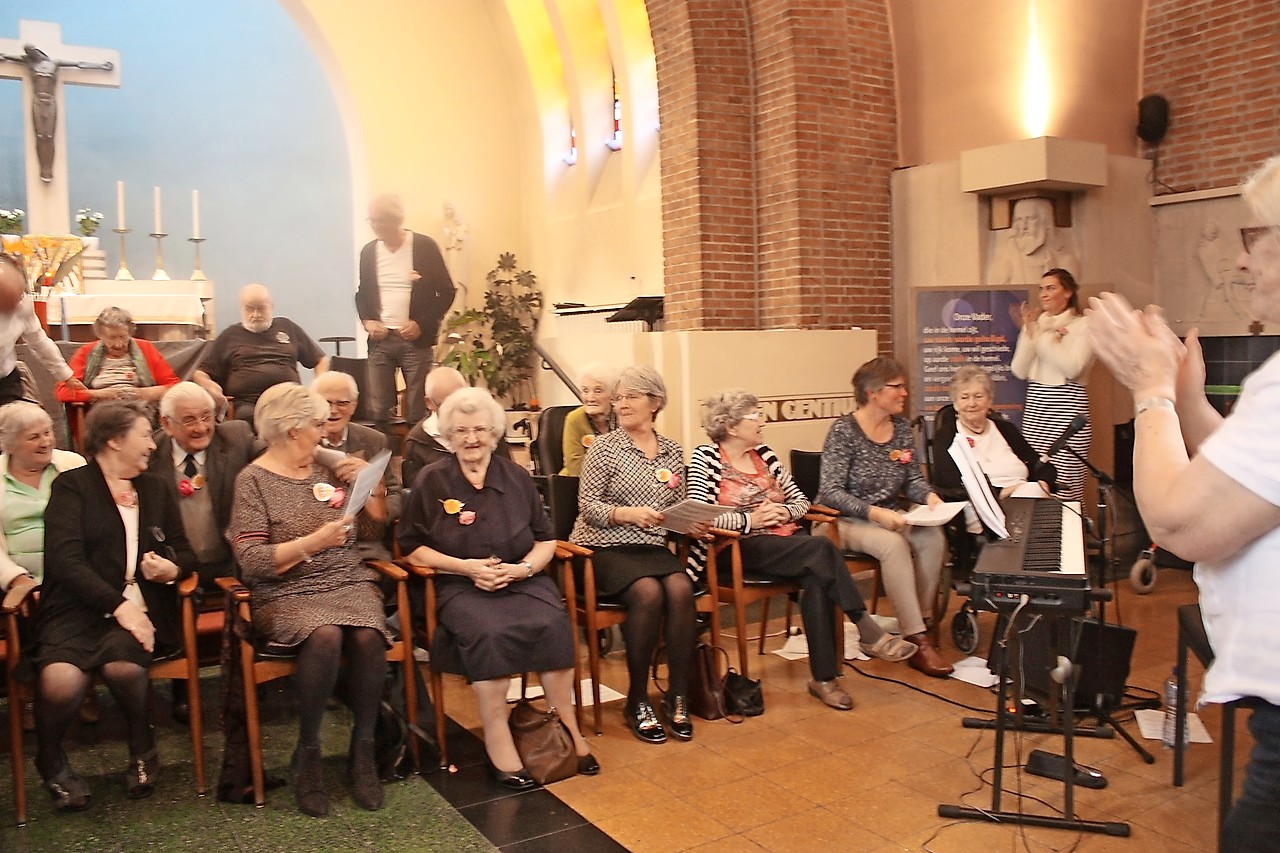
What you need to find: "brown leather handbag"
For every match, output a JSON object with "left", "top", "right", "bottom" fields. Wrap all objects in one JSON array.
[{"left": 508, "top": 699, "right": 578, "bottom": 785}]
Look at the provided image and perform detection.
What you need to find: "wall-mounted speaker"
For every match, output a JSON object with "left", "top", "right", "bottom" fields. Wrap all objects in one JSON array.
[{"left": 1137, "top": 95, "right": 1170, "bottom": 145}]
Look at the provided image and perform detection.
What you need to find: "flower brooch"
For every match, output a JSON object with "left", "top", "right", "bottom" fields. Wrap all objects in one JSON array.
[
  {"left": 177, "top": 473, "right": 206, "bottom": 498},
  {"left": 656, "top": 468, "right": 680, "bottom": 489},
  {"left": 441, "top": 498, "right": 476, "bottom": 525},
  {"left": 313, "top": 482, "right": 345, "bottom": 508},
  {"left": 889, "top": 449, "right": 914, "bottom": 465}
]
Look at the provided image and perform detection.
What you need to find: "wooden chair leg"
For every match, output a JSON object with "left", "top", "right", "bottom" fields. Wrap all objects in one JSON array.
[
  {"left": 7, "top": 674, "right": 24, "bottom": 826},
  {"left": 753, "top": 597, "right": 769, "bottom": 665},
  {"left": 870, "top": 568, "right": 882, "bottom": 614},
  {"left": 401, "top": 656, "right": 420, "bottom": 770},
  {"left": 239, "top": 644, "right": 267, "bottom": 808},
  {"left": 586, "top": 611, "right": 603, "bottom": 736},
  {"left": 430, "top": 664, "right": 448, "bottom": 769},
  {"left": 185, "top": 672, "right": 206, "bottom": 796}
]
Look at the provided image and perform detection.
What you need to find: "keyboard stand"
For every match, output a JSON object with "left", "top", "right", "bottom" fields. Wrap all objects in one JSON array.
[{"left": 938, "top": 613, "right": 1130, "bottom": 837}]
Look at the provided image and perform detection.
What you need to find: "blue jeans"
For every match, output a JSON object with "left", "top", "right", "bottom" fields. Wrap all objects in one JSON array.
[
  {"left": 1224, "top": 698, "right": 1280, "bottom": 852},
  {"left": 366, "top": 333, "right": 429, "bottom": 431}
]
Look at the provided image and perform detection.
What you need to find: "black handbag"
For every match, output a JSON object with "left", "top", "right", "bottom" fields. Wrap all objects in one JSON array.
[
  {"left": 724, "top": 668, "right": 764, "bottom": 717},
  {"left": 508, "top": 698, "right": 578, "bottom": 785},
  {"left": 652, "top": 641, "right": 747, "bottom": 723}
]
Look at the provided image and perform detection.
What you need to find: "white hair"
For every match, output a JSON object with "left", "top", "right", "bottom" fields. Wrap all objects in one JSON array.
[{"left": 160, "top": 381, "right": 216, "bottom": 420}]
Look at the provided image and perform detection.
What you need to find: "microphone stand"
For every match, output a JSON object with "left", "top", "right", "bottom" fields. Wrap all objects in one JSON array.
[{"left": 1060, "top": 446, "right": 1130, "bottom": 626}]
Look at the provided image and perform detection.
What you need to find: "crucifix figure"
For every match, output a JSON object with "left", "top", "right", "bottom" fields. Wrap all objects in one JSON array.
[
  {"left": 0, "top": 20, "right": 120, "bottom": 233},
  {"left": 0, "top": 45, "right": 113, "bottom": 182}
]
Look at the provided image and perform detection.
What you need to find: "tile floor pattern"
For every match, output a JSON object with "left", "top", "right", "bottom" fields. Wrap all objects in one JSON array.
[{"left": 1, "top": 566, "right": 1247, "bottom": 851}]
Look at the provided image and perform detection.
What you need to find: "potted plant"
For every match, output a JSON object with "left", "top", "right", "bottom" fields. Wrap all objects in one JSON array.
[{"left": 441, "top": 252, "right": 542, "bottom": 407}]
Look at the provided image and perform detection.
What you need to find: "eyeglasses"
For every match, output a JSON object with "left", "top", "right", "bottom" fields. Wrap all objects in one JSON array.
[
  {"left": 882, "top": 382, "right": 907, "bottom": 390},
  {"left": 616, "top": 392, "right": 653, "bottom": 402},
  {"left": 326, "top": 399, "right": 354, "bottom": 409},
  {"left": 450, "top": 426, "right": 491, "bottom": 439},
  {"left": 740, "top": 412, "right": 763, "bottom": 421},
  {"left": 177, "top": 413, "right": 214, "bottom": 429},
  {"left": 1241, "top": 226, "right": 1278, "bottom": 254}
]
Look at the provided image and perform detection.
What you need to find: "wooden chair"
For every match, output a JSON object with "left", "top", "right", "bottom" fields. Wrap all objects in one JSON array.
[
  {"left": 789, "top": 449, "right": 885, "bottom": 611},
  {"left": 2, "top": 581, "right": 36, "bottom": 826},
  {"left": 2, "top": 574, "right": 206, "bottom": 826},
  {"left": 548, "top": 475, "right": 720, "bottom": 735},
  {"left": 703, "top": 530, "right": 803, "bottom": 680},
  {"left": 216, "top": 559, "right": 419, "bottom": 807}
]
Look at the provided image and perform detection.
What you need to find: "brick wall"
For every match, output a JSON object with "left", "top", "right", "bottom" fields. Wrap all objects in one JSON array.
[
  {"left": 649, "top": 0, "right": 897, "bottom": 348},
  {"left": 1143, "top": 0, "right": 1280, "bottom": 191}
]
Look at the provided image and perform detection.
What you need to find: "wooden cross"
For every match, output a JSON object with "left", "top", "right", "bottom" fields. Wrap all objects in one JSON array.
[{"left": 0, "top": 20, "right": 120, "bottom": 233}]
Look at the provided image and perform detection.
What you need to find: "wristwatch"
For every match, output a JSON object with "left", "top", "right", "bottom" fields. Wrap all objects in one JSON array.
[
  {"left": 1134, "top": 396, "right": 1176, "bottom": 418},
  {"left": 520, "top": 561, "right": 534, "bottom": 579}
]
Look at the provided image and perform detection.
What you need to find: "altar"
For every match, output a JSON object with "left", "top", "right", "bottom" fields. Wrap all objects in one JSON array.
[{"left": 45, "top": 279, "right": 214, "bottom": 341}]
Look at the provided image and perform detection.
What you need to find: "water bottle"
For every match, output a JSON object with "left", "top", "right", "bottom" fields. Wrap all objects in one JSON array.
[{"left": 1161, "top": 666, "right": 1180, "bottom": 749}]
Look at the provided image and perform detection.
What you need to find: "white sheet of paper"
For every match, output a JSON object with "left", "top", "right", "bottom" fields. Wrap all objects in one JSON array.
[
  {"left": 658, "top": 499, "right": 737, "bottom": 534},
  {"left": 1134, "top": 708, "right": 1213, "bottom": 744},
  {"left": 948, "top": 433, "right": 1009, "bottom": 539},
  {"left": 343, "top": 449, "right": 392, "bottom": 519},
  {"left": 902, "top": 501, "right": 967, "bottom": 526},
  {"left": 505, "top": 676, "right": 624, "bottom": 707},
  {"left": 950, "top": 656, "right": 1001, "bottom": 688}
]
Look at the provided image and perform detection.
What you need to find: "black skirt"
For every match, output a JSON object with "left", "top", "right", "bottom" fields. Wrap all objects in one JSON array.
[
  {"left": 587, "top": 544, "right": 685, "bottom": 599},
  {"left": 433, "top": 574, "right": 574, "bottom": 681}
]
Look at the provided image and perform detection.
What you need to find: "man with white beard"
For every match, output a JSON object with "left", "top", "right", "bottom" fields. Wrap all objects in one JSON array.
[
  {"left": 985, "top": 197, "right": 1081, "bottom": 286},
  {"left": 194, "top": 283, "right": 328, "bottom": 425}
]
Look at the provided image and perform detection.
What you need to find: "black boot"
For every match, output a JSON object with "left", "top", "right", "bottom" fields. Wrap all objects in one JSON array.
[
  {"left": 347, "top": 737, "right": 383, "bottom": 811},
  {"left": 292, "top": 744, "right": 328, "bottom": 817}
]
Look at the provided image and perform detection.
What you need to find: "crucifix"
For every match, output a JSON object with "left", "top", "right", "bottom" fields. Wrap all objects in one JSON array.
[{"left": 0, "top": 20, "right": 119, "bottom": 234}]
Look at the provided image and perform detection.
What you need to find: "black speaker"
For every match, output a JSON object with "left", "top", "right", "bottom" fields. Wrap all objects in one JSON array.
[
  {"left": 995, "top": 617, "right": 1136, "bottom": 709},
  {"left": 1137, "top": 95, "right": 1170, "bottom": 144}
]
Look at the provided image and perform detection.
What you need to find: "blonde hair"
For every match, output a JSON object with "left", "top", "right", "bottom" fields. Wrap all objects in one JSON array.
[{"left": 254, "top": 382, "right": 328, "bottom": 445}]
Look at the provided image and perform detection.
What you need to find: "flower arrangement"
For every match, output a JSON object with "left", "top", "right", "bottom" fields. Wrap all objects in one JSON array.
[
  {"left": 75, "top": 208, "right": 104, "bottom": 237},
  {"left": 0, "top": 207, "right": 24, "bottom": 235}
]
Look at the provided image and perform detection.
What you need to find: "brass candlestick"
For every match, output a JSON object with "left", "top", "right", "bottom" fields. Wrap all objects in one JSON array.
[
  {"left": 188, "top": 237, "right": 207, "bottom": 281},
  {"left": 113, "top": 227, "right": 134, "bottom": 281},
  {"left": 149, "top": 232, "right": 170, "bottom": 281}
]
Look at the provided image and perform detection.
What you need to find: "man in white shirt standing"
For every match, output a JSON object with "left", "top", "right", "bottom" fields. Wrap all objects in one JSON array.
[
  {"left": 355, "top": 194, "right": 456, "bottom": 437},
  {"left": 0, "top": 252, "right": 86, "bottom": 405}
]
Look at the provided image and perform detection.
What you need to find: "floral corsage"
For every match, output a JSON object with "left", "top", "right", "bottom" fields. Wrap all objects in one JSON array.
[{"left": 889, "top": 449, "right": 913, "bottom": 465}]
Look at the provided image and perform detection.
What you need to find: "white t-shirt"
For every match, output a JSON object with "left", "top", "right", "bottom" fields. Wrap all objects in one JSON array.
[
  {"left": 1195, "top": 349, "right": 1280, "bottom": 706},
  {"left": 959, "top": 420, "right": 1028, "bottom": 488},
  {"left": 375, "top": 232, "right": 414, "bottom": 328}
]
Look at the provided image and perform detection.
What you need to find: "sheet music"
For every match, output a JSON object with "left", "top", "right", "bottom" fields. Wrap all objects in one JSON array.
[
  {"left": 657, "top": 499, "right": 737, "bottom": 534},
  {"left": 343, "top": 449, "right": 392, "bottom": 519},
  {"left": 947, "top": 433, "right": 1008, "bottom": 539}
]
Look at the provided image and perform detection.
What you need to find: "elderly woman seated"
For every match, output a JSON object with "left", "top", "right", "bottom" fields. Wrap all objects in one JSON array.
[
  {"left": 31, "top": 401, "right": 195, "bottom": 811},
  {"left": 229, "top": 383, "right": 390, "bottom": 817},
  {"left": 688, "top": 390, "right": 917, "bottom": 710},
  {"left": 399, "top": 387, "right": 595, "bottom": 789},
  {"left": 560, "top": 362, "right": 617, "bottom": 476},
  {"left": 932, "top": 363, "right": 1057, "bottom": 508},
  {"left": 0, "top": 401, "right": 86, "bottom": 596},
  {"left": 819, "top": 356, "right": 951, "bottom": 678},
  {"left": 54, "top": 307, "right": 180, "bottom": 408}
]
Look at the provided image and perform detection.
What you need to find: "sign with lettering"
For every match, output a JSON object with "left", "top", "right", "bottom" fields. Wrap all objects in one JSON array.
[{"left": 916, "top": 289, "right": 1027, "bottom": 424}]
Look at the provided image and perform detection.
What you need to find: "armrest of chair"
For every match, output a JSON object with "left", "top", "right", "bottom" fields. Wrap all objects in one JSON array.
[
  {"left": 396, "top": 558, "right": 436, "bottom": 579},
  {"left": 368, "top": 559, "right": 408, "bottom": 583},
  {"left": 177, "top": 574, "right": 200, "bottom": 597},
  {"left": 2, "top": 577, "right": 39, "bottom": 614},
  {"left": 806, "top": 504, "right": 840, "bottom": 521},
  {"left": 214, "top": 575, "right": 251, "bottom": 602},
  {"left": 555, "top": 540, "right": 592, "bottom": 559}
]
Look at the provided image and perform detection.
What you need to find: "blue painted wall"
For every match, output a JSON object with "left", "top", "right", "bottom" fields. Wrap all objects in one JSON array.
[{"left": 0, "top": 2, "right": 354, "bottom": 342}]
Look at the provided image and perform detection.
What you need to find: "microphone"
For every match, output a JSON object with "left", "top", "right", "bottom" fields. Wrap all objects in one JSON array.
[{"left": 1039, "top": 414, "right": 1088, "bottom": 463}]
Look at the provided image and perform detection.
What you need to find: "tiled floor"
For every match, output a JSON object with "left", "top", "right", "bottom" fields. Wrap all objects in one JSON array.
[
  {"left": 2, "top": 564, "right": 1243, "bottom": 851},
  {"left": 437, "top": 565, "right": 1238, "bottom": 851}
]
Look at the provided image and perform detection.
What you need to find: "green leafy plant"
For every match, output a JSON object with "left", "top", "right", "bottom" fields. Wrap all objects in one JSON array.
[
  {"left": 441, "top": 253, "right": 542, "bottom": 406},
  {"left": 75, "top": 207, "right": 103, "bottom": 237},
  {"left": 0, "top": 207, "right": 25, "bottom": 235}
]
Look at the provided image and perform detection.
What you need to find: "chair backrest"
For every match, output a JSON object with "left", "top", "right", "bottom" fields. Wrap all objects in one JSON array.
[
  {"left": 547, "top": 475, "right": 580, "bottom": 541},
  {"left": 533, "top": 405, "right": 577, "bottom": 476},
  {"left": 789, "top": 449, "right": 822, "bottom": 503},
  {"left": 912, "top": 412, "right": 936, "bottom": 484},
  {"left": 330, "top": 355, "right": 377, "bottom": 424}
]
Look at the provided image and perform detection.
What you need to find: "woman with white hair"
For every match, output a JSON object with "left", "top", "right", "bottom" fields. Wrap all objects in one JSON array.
[
  {"left": 560, "top": 362, "right": 618, "bottom": 476},
  {"left": 0, "top": 401, "right": 85, "bottom": 595},
  {"left": 570, "top": 365, "right": 709, "bottom": 744},
  {"left": 688, "top": 389, "right": 917, "bottom": 711},
  {"left": 399, "top": 387, "right": 595, "bottom": 789},
  {"left": 1087, "top": 155, "right": 1280, "bottom": 849},
  {"left": 229, "top": 382, "right": 388, "bottom": 817},
  {"left": 54, "top": 306, "right": 180, "bottom": 406}
]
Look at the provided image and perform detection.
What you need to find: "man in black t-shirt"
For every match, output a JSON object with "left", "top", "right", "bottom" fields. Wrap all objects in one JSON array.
[{"left": 194, "top": 284, "right": 328, "bottom": 424}]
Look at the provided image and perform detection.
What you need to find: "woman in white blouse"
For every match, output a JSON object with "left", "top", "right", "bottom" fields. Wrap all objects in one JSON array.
[{"left": 1010, "top": 268, "right": 1095, "bottom": 501}]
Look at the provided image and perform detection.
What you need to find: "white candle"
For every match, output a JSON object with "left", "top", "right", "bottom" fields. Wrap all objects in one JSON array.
[
  {"left": 153, "top": 186, "right": 162, "bottom": 234},
  {"left": 191, "top": 189, "right": 201, "bottom": 239},
  {"left": 116, "top": 181, "right": 126, "bottom": 230}
]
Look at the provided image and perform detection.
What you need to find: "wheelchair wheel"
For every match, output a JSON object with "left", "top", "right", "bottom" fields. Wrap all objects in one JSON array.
[
  {"left": 951, "top": 606, "right": 980, "bottom": 655},
  {"left": 1130, "top": 550, "right": 1157, "bottom": 594}
]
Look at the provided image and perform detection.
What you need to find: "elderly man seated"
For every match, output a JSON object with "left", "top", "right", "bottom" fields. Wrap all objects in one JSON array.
[
  {"left": 402, "top": 366, "right": 510, "bottom": 489},
  {"left": 194, "top": 284, "right": 328, "bottom": 424},
  {"left": 309, "top": 371, "right": 401, "bottom": 561}
]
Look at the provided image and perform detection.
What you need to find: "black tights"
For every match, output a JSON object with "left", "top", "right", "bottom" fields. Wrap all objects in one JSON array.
[
  {"left": 35, "top": 661, "right": 152, "bottom": 778},
  {"left": 294, "top": 625, "right": 386, "bottom": 748},
  {"left": 618, "top": 573, "right": 696, "bottom": 706}
]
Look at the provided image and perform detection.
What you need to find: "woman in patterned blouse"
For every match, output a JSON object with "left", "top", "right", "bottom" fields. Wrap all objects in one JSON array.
[
  {"left": 818, "top": 357, "right": 952, "bottom": 678},
  {"left": 569, "top": 365, "right": 710, "bottom": 744}
]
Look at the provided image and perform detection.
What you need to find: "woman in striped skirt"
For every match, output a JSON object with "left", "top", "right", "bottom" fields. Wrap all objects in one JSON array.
[{"left": 1010, "top": 268, "right": 1095, "bottom": 502}]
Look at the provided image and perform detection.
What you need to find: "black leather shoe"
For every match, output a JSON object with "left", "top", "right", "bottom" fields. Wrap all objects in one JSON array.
[
  {"left": 124, "top": 748, "right": 160, "bottom": 799},
  {"left": 42, "top": 756, "right": 91, "bottom": 812},
  {"left": 577, "top": 753, "right": 600, "bottom": 776},
  {"left": 490, "top": 765, "right": 538, "bottom": 790},
  {"left": 663, "top": 695, "right": 693, "bottom": 741},
  {"left": 624, "top": 701, "right": 667, "bottom": 744}
]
